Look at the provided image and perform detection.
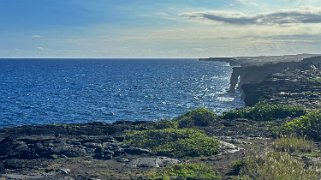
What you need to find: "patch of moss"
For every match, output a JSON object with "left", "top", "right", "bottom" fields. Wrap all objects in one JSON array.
[
  {"left": 282, "top": 110, "right": 321, "bottom": 140},
  {"left": 174, "top": 108, "right": 218, "bottom": 128},
  {"left": 124, "top": 128, "right": 220, "bottom": 158},
  {"left": 223, "top": 103, "right": 306, "bottom": 121},
  {"left": 239, "top": 151, "right": 318, "bottom": 179},
  {"left": 147, "top": 163, "right": 221, "bottom": 179}
]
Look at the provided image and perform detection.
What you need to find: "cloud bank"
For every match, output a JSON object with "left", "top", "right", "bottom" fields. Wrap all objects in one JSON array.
[{"left": 183, "top": 8, "right": 321, "bottom": 25}]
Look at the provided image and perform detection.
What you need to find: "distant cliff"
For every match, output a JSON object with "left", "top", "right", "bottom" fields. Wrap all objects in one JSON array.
[
  {"left": 201, "top": 54, "right": 321, "bottom": 106},
  {"left": 229, "top": 61, "right": 302, "bottom": 93},
  {"left": 242, "top": 62, "right": 321, "bottom": 107}
]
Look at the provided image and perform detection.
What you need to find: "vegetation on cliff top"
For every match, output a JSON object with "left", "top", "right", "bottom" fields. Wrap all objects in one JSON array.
[
  {"left": 282, "top": 110, "right": 321, "bottom": 140},
  {"left": 223, "top": 103, "right": 306, "bottom": 121},
  {"left": 124, "top": 128, "right": 220, "bottom": 158}
]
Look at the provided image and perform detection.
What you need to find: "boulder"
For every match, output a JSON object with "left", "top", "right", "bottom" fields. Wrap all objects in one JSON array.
[
  {"left": 94, "top": 149, "right": 114, "bottom": 160},
  {"left": 49, "top": 143, "right": 87, "bottom": 157}
]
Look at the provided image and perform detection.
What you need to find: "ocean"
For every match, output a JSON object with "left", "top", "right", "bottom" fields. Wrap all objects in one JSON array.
[{"left": 0, "top": 59, "right": 244, "bottom": 127}]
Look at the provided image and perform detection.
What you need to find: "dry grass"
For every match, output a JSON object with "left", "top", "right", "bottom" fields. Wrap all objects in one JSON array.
[
  {"left": 273, "top": 136, "right": 315, "bottom": 153},
  {"left": 239, "top": 151, "right": 318, "bottom": 180}
]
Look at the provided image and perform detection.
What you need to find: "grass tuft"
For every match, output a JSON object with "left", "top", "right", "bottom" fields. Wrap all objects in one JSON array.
[
  {"left": 273, "top": 136, "right": 315, "bottom": 153},
  {"left": 239, "top": 151, "right": 318, "bottom": 180}
]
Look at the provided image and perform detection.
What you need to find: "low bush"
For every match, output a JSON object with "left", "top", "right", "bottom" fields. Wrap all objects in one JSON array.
[
  {"left": 124, "top": 128, "right": 220, "bottom": 158},
  {"left": 174, "top": 108, "right": 217, "bottom": 128},
  {"left": 273, "top": 136, "right": 315, "bottom": 153},
  {"left": 147, "top": 163, "right": 221, "bottom": 180},
  {"left": 151, "top": 119, "right": 178, "bottom": 129},
  {"left": 239, "top": 151, "right": 318, "bottom": 179},
  {"left": 223, "top": 103, "right": 306, "bottom": 121},
  {"left": 283, "top": 110, "right": 321, "bottom": 140}
]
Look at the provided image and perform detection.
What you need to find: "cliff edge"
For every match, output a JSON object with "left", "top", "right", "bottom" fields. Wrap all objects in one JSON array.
[
  {"left": 242, "top": 62, "right": 321, "bottom": 107},
  {"left": 201, "top": 54, "right": 321, "bottom": 106}
]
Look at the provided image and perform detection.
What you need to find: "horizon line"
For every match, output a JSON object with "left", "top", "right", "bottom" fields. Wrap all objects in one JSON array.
[
  {"left": 0, "top": 53, "right": 319, "bottom": 60},
  {"left": 0, "top": 57, "right": 201, "bottom": 59}
]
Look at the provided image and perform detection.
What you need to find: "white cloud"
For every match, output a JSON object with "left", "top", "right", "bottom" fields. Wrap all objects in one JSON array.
[
  {"left": 182, "top": 8, "right": 321, "bottom": 25},
  {"left": 155, "top": 12, "right": 168, "bottom": 16},
  {"left": 32, "top": 35, "right": 44, "bottom": 39},
  {"left": 36, "top": 46, "right": 46, "bottom": 51}
]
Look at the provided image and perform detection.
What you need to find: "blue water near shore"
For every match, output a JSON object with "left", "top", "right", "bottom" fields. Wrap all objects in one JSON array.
[{"left": 0, "top": 59, "right": 244, "bottom": 127}]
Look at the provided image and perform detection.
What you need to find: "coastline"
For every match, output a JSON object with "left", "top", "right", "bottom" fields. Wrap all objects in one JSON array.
[{"left": 1, "top": 55, "right": 321, "bottom": 179}]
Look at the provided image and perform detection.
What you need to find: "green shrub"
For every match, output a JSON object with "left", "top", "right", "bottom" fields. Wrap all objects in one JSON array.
[
  {"left": 147, "top": 163, "right": 221, "bottom": 179},
  {"left": 124, "top": 128, "right": 220, "bottom": 158},
  {"left": 283, "top": 110, "right": 321, "bottom": 140},
  {"left": 174, "top": 108, "right": 217, "bottom": 128},
  {"left": 151, "top": 119, "right": 178, "bottom": 129},
  {"left": 223, "top": 103, "right": 306, "bottom": 121},
  {"left": 273, "top": 136, "right": 315, "bottom": 153},
  {"left": 240, "top": 151, "right": 318, "bottom": 179}
]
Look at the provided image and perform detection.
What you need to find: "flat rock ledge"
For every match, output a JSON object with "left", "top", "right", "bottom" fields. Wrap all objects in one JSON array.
[{"left": 0, "top": 135, "right": 151, "bottom": 161}]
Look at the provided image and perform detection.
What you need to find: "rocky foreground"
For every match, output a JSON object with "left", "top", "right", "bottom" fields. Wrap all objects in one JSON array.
[
  {"left": 1, "top": 56, "right": 321, "bottom": 179},
  {"left": 0, "top": 118, "right": 276, "bottom": 179}
]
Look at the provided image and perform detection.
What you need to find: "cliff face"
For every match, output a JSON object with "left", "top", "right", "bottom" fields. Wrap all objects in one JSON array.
[
  {"left": 242, "top": 63, "right": 321, "bottom": 107},
  {"left": 202, "top": 54, "right": 321, "bottom": 107},
  {"left": 228, "top": 55, "right": 321, "bottom": 90},
  {"left": 228, "top": 61, "right": 302, "bottom": 92},
  {"left": 202, "top": 54, "right": 321, "bottom": 93}
]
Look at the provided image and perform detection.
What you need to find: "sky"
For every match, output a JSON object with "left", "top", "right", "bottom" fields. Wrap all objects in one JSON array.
[{"left": 1, "top": 0, "right": 321, "bottom": 58}]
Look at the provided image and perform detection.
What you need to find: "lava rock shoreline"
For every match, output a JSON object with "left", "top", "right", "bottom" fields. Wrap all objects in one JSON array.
[{"left": 0, "top": 118, "right": 276, "bottom": 179}]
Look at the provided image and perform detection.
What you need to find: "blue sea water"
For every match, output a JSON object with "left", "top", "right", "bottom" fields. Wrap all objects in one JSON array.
[{"left": 0, "top": 59, "right": 244, "bottom": 127}]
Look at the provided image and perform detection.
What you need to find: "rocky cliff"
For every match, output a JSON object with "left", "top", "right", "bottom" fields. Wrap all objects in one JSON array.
[
  {"left": 201, "top": 54, "right": 321, "bottom": 106},
  {"left": 242, "top": 63, "right": 321, "bottom": 107},
  {"left": 228, "top": 61, "right": 302, "bottom": 93}
]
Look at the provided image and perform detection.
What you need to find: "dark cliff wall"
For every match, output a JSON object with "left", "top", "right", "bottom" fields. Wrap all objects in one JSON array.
[
  {"left": 242, "top": 64, "right": 321, "bottom": 107},
  {"left": 230, "top": 56, "right": 321, "bottom": 91},
  {"left": 228, "top": 56, "right": 321, "bottom": 106},
  {"left": 240, "top": 57, "right": 321, "bottom": 106},
  {"left": 201, "top": 55, "right": 321, "bottom": 105},
  {"left": 229, "top": 61, "right": 302, "bottom": 92}
]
